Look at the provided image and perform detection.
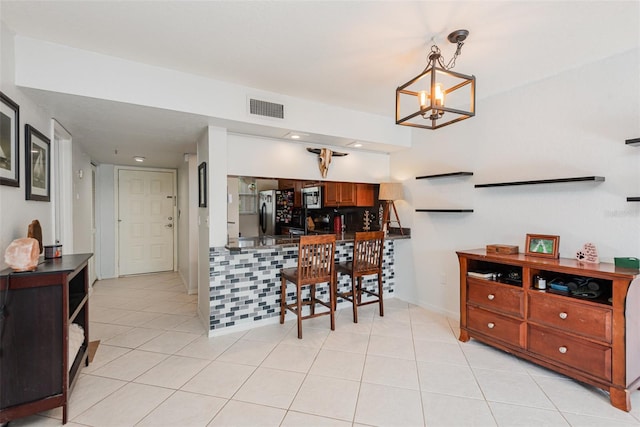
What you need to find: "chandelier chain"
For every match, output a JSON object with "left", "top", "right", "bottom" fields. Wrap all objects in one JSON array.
[{"left": 426, "top": 40, "right": 465, "bottom": 71}]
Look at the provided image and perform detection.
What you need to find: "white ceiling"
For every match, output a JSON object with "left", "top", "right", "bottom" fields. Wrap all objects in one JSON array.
[{"left": 2, "top": 1, "right": 638, "bottom": 167}]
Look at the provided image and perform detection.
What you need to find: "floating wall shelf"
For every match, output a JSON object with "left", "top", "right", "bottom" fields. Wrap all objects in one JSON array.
[
  {"left": 416, "top": 172, "right": 474, "bottom": 180},
  {"left": 628, "top": 197, "right": 640, "bottom": 202},
  {"left": 625, "top": 138, "right": 640, "bottom": 146},
  {"left": 415, "top": 209, "right": 474, "bottom": 213},
  {"left": 475, "top": 176, "right": 605, "bottom": 188}
]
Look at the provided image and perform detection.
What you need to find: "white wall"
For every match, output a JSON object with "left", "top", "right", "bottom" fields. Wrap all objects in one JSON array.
[
  {"left": 13, "top": 35, "right": 410, "bottom": 151},
  {"left": 72, "top": 143, "right": 93, "bottom": 254},
  {"left": 392, "top": 49, "right": 640, "bottom": 318},
  {"left": 0, "top": 23, "right": 54, "bottom": 269},
  {"left": 227, "top": 134, "right": 390, "bottom": 182},
  {"left": 178, "top": 154, "right": 198, "bottom": 294},
  {"left": 197, "top": 128, "right": 211, "bottom": 323},
  {"left": 95, "top": 164, "right": 116, "bottom": 279}
]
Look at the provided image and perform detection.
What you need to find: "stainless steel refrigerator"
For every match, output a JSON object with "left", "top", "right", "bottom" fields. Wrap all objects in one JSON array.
[{"left": 259, "top": 189, "right": 294, "bottom": 236}]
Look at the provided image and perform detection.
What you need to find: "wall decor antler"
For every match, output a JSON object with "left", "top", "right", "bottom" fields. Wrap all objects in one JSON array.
[{"left": 307, "top": 148, "right": 348, "bottom": 178}]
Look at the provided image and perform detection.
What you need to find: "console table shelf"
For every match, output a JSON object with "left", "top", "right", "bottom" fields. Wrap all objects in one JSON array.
[
  {"left": 625, "top": 138, "right": 640, "bottom": 146},
  {"left": 457, "top": 250, "right": 640, "bottom": 412},
  {"left": 416, "top": 172, "right": 473, "bottom": 180},
  {"left": 475, "top": 176, "right": 605, "bottom": 188},
  {"left": 416, "top": 209, "right": 474, "bottom": 213}
]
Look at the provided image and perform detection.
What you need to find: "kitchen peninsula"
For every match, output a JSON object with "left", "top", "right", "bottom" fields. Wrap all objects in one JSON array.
[{"left": 207, "top": 233, "right": 410, "bottom": 335}]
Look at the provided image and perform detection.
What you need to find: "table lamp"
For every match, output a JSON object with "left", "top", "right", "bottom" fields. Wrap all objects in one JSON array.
[{"left": 379, "top": 182, "right": 404, "bottom": 235}]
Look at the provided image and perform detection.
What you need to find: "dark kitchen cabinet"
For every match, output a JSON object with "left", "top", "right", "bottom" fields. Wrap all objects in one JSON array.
[
  {"left": 279, "top": 179, "right": 311, "bottom": 208},
  {"left": 0, "top": 254, "right": 92, "bottom": 425}
]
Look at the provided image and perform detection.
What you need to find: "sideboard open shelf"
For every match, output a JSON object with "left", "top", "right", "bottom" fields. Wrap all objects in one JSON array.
[
  {"left": 457, "top": 249, "right": 639, "bottom": 412},
  {"left": 0, "top": 253, "right": 92, "bottom": 425},
  {"left": 475, "top": 176, "right": 605, "bottom": 188}
]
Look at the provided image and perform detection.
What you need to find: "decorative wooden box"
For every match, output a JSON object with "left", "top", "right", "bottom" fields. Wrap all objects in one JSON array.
[{"left": 486, "top": 244, "right": 519, "bottom": 255}]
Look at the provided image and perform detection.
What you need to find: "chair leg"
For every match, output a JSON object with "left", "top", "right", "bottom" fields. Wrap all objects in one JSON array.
[
  {"left": 357, "top": 276, "right": 363, "bottom": 305},
  {"left": 377, "top": 273, "right": 384, "bottom": 317},
  {"left": 280, "top": 276, "right": 286, "bottom": 324},
  {"left": 330, "top": 278, "right": 335, "bottom": 331},
  {"left": 296, "top": 284, "right": 303, "bottom": 339},
  {"left": 310, "top": 284, "right": 316, "bottom": 315},
  {"left": 333, "top": 270, "right": 338, "bottom": 310},
  {"left": 351, "top": 275, "right": 358, "bottom": 324}
]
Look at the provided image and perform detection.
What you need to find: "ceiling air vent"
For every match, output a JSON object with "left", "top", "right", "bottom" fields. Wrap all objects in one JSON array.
[{"left": 249, "top": 98, "right": 284, "bottom": 119}]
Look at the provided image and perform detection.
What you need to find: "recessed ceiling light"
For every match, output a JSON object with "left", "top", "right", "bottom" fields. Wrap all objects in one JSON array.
[
  {"left": 348, "top": 141, "right": 364, "bottom": 148},
  {"left": 133, "top": 156, "right": 145, "bottom": 162},
  {"left": 284, "top": 132, "right": 308, "bottom": 140}
]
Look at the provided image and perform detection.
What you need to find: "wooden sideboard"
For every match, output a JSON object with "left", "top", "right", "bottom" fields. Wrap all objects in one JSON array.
[
  {"left": 0, "top": 254, "right": 92, "bottom": 425},
  {"left": 457, "top": 249, "right": 640, "bottom": 411}
]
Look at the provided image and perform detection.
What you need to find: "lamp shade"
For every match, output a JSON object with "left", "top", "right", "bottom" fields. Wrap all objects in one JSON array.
[{"left": 379, "top": 182, "right": 404, "bottom": 201}]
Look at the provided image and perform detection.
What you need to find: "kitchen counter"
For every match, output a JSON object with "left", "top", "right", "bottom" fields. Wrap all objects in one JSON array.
[
  {"left": 208, "top": 233, "right": 410, "bottom": 335},
  {"left": 225, "top": 232, "right": 410, "bottom": 251}
]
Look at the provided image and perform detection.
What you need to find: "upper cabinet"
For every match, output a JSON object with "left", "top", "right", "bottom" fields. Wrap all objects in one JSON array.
[
  {"left": 324, "top": 182, "right": 375, "bottom": 207},
  {"left": 279, "top": 179, "right": 320, "bottom": 207},
  {"left": 279, "top": 179, "right": 303, "bottom": 207}
]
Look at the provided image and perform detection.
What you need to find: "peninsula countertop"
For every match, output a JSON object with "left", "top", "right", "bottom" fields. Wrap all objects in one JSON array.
[{"left": 225, "top": 232, "right": 410, "bottom": 251}]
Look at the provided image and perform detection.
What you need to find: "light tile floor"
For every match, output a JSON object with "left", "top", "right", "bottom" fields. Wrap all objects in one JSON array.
[{"left": 10, "top": 272, "right": 640, "bottom": 427}]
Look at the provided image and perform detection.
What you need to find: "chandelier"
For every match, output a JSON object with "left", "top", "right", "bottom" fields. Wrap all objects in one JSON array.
[{"left": 396, "top": 29, "right": 476, "bottom": 130}]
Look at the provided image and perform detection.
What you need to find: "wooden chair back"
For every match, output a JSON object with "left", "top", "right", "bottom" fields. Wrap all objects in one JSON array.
[
  {"left": 296, "top": 234, "right": 336, "bottom": 285},
  {"left": 352, "top": 231, "right": 384, "bottom": 275}
]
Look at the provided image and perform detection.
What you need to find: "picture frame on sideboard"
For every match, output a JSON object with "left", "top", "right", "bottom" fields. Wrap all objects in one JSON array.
[{"left": 525, "top": 233, "right": 559, "bottom": 258}]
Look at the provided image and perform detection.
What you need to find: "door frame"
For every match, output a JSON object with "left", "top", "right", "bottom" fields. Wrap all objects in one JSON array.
[
  {"left": 114, "top": 166, "right": 178, "bottom": 277},
  {"left": 52, "top": 119, "right": 74, "bottom": 253}
]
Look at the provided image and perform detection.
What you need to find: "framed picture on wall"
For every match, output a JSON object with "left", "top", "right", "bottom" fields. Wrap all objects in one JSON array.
[
  {"left": 25, "top": 124, "right": 51, "bottom": 202},
  {"left": 0, "top": 92, "right": 20, "bottom": 187},
  {"left": 525, "top": 234, "right": 560, "bottom": 259},
  {"left": 198, "top": 161, "right": 207, "bottom": 207}
]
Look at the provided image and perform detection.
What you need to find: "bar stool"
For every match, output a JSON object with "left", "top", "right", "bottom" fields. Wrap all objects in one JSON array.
[
  {"left": 335, "top": 231, "right": 385, "bottom": 323},
  {"left": 280, "top": 234, "right": 336, "bottom": 339}
]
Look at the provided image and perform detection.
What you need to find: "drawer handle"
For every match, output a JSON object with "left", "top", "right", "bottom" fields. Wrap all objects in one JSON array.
[
  {"left": 487, "top": 322, "right": 495, "bottom": 329},
  {"left": 487, "top": 294, "right": 495, "bottom": 300},
  {"left": 559, "top": 312, "right": 568, "bottom": 320},
  {"left": 558, "top": 346, "right": 568, "bottom": 354}
]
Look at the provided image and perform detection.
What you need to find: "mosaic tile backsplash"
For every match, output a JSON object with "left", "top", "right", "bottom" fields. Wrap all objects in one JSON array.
[{"left": 209, "top": 241, "right": 395, "bottom": 331}]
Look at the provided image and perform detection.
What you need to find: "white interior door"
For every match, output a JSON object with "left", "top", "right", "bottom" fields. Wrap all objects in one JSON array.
[{"left": 118, "top": 169, "right": 174, "bottom": 275}]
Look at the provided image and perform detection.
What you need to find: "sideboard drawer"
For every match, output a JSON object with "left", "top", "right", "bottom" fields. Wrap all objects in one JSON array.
[
  {"left": 528, "top": 292, "right": 612, "bottom": 343},
  {"left": 468, "top": 278, "right": 524, "bottom": 318},
  {"left": 467, "top": 305, "right": 523, "bottom": 347},
  {"left": 528, "top": 324, "right": 611, "bottom": 382}
]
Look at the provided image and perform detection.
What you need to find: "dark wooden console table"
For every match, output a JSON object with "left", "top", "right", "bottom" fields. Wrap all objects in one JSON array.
[{"left": 0, "top": 253, "right": 92, "bottom": 425}]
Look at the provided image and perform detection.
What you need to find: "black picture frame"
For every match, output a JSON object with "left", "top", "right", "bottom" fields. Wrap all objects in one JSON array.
[
  {"left": 198, "top": 161, "right": 207, "bottom": 207},
  {"left": 0, "top": 92, "right": 20, "bottom": 187},
  {"left": 25, "top": 124, "right": 51, "bottom": 202}
]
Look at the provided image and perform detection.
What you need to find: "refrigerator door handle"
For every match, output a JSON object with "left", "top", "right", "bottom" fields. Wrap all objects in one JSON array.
[{"left": 260, "top": 203, "right": 266, "bottom": 233}]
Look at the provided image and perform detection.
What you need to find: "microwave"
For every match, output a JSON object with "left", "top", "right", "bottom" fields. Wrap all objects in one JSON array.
[{"left": 302, "top": 186, "right": 322, "bottom": 209}]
